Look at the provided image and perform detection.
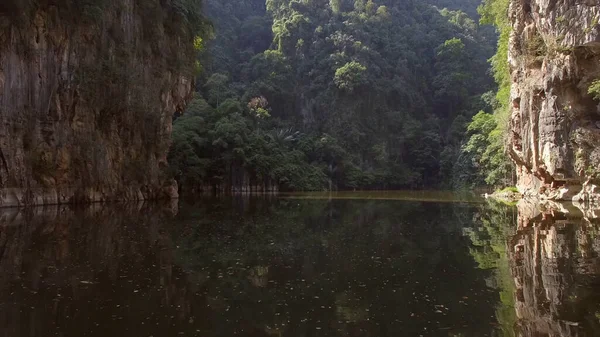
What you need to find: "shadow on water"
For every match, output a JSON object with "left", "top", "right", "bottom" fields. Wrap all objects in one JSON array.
[{"left": 0, "top": 194, "right": 600, "bottom": 336}]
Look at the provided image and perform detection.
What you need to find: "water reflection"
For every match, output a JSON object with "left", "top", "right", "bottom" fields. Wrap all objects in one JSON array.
[
  {"left": 0, "top": 202, "right": 185, "bottom": 337},
  {"left": 2, "top": 196, "right": 600, "bottom": 337},
  {"left": 508, "top": 201, "right": 600, "bottom": 337},
  {"left": 0, "top": 197, "right": 501, "bottom": 337},
  {"left": 175, "top": 198, "right": 498, "bottom": 337},
  {"left": 464, "top": 202, "right": 518, "bottom": 337},
  {"left": 467, "top": 199, "right": 600, "bottom": 337}
]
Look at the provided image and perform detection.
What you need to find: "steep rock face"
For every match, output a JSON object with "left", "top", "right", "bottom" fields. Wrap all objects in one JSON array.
[
  {"left": 508, "top": 0, "right": 600, "bottom": 202},
  {"left": 0, "top": 1, "right": 197, "bottom": 206},
  {"left": 510, "top": 201, "right": 600, "bottom": 336}
]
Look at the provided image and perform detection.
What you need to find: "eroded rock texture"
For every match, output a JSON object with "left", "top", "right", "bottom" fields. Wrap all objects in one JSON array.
[
  {"left": 508, "top": 0, "right": 600, "bottom": 202},
  {"left": 0, "top": 1, "right": 196, "bottom": 206},
  {"left": 509, "top": 201, "right": 600, "bottom": 336}
]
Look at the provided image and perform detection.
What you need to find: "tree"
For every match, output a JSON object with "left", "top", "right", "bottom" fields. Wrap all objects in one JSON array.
[
  {"left": 376, "top": 6, "right": 390, "bottom": 20},
  {"left": 204, "top": 73, "right": 232, "bottom": 106},
  {"left": 464, "top": 111, "right": 513, "bottom": 186},
  {"left": 329, "top": 0, "right": 341, "bottom": 14},
  {"left": 354, "top": 0, "right": 365, "bottom": 12},
  {"left": 433, "top": 38, "right": 471, "bottom": 115},
  {"left": 334, "top": 61, "right": 367, "bottom": 92}
]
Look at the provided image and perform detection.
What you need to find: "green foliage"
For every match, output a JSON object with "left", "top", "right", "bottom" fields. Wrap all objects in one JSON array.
[
  {"left": 330, "top": 0, "right": 341, "bottom": 14},
  {"left": 172, "top": 0, "right": 498, "bottom": 192},
  {"left": 169, "top": 93, "right": 328, "bottom": 191},
  {"left": 589, "top": 79, "right": 600, "bottom": 100},
  {"left": 441, "top": 8, "right": 477, "bottom": 33},
  {"left": 169, "top": 116, "right": 211, "bottom": 187},
  {"left": 479, "top": 0, "right": 511, "bottom": 110},
  {"left": 334, "top": 61, "right": 367, "bottom": 92},
  {"left": 464, "top": 111, "right": 513, "bottom": 186},
  {"left": 354, "top": 0, "right": 366, "bottom": 12},
  {"left": 375, "top": 5, "right": 389, "bottom": 19},
  {"left": 497, "top": 186, "right": 518, "bottom": 193},
  {"left": 429, "top": 0, "right": 483, "bottom": 17},
  {"left": 434, "top": 38, "right": 471, "bottom": 109},
  {"left": 204, "top": 73, "right": 233, "bottom": 105},
  {"left": 460, "top": 0, "right": 514, "bottom": 189}
]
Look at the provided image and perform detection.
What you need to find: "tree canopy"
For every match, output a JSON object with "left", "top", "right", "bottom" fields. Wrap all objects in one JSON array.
[{"left": 169, "top": 0, "right": 501, "bottom": 192}]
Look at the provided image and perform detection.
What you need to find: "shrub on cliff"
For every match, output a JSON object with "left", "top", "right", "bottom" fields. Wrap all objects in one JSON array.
[{"left": 588, "top": 79, "right": 600, "bottom": 100}]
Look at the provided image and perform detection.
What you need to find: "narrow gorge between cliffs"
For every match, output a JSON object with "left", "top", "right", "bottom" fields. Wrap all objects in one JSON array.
[{"left": 3, "top": 0, "right": 600, "bottom": 336}]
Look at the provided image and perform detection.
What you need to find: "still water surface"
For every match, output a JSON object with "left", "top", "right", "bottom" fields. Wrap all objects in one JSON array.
[{"left": 1, "top": 192, "right": 599, "bottom": 336}]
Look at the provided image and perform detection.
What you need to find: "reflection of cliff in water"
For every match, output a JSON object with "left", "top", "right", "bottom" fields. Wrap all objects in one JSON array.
[
  {"left": 509, "top": 202, "right": 600, "bottom": 336},
  {"left": 0, "top": 202, "right": 189, "bottom": 337}
]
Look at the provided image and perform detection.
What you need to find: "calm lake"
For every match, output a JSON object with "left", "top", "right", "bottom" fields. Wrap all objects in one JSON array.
[{"left": 1, "top": 192, "right": 599, "bottom": 337}]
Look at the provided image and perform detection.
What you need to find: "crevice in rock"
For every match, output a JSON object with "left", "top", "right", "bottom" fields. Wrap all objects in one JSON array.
[
  {"left": 523, "top": 0, "right": 532, "bottom": 16},
  {"left": 0, "top": 147, "right": 8, "bottom": 188}
]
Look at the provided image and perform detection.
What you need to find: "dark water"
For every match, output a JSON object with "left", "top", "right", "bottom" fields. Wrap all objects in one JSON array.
[{"left": 1, "top": 193, "right": 600, "bottom": 337}]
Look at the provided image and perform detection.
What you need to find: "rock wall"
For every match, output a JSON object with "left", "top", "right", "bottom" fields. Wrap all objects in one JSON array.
[
  {"left": 0, "top": 0, "right": 197, "bottom": 206},
  {"left": 508, "top": 0, "right": 600, "bottom": 203}
]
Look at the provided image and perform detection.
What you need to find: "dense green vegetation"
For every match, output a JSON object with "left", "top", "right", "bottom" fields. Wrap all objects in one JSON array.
[
  {"left": 463, "top": 0, "right": 514, "bottom": 187},
  {"left": 169, "top": 0, "right": 504, "bottom": 192}
]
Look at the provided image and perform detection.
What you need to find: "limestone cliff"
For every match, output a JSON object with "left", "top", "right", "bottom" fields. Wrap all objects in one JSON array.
[
  {"left": 0, "top": 0, "right": 199, "bottom": 206},
  {"left": 508, "top": 0, "right": 600, "bottom": 203}
]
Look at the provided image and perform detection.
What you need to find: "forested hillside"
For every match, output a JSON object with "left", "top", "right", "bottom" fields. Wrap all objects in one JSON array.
[{"left": 169, "top": 0, "right": 500, "bottom": 192}]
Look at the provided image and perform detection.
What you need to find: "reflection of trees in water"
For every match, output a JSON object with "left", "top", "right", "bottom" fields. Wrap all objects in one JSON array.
[
  {"left": 176, "top": 197, "right": 498, "bottom": 337},
  {"left": 464, "top": 201, "right": 518, "bottom": 337}
]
